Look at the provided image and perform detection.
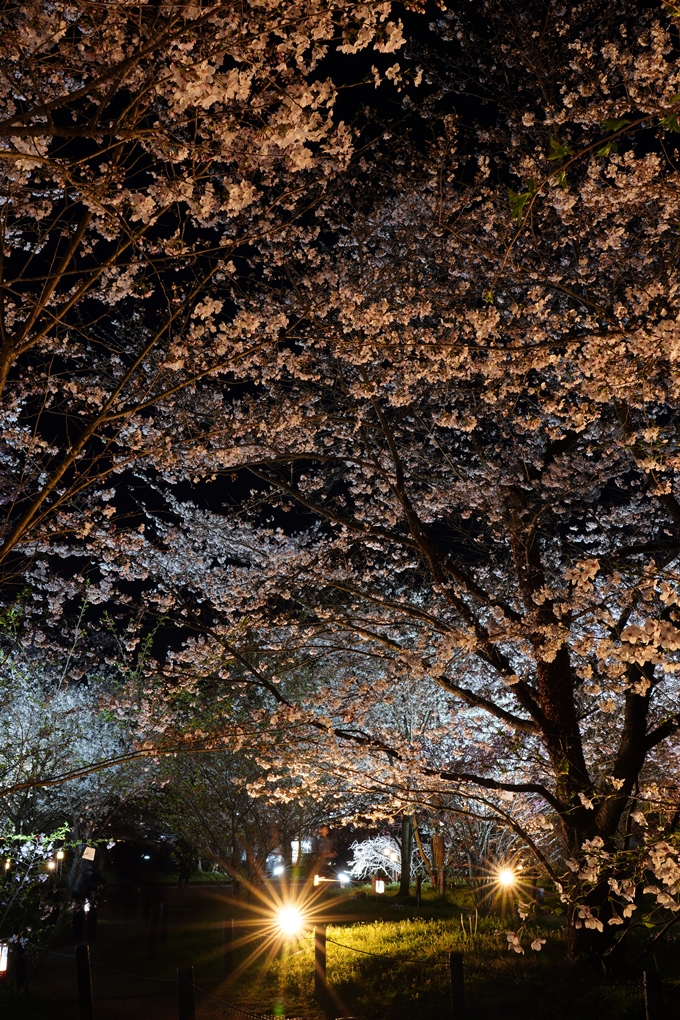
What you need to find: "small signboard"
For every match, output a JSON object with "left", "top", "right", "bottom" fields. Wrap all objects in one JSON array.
[{"left": 81, "top": 847, "right": 96, "bottom": 861}]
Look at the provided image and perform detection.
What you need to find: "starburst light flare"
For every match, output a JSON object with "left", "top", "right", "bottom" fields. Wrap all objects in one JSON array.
[{"left": 275, "top": 904, "right": 305, "bottom": 937}]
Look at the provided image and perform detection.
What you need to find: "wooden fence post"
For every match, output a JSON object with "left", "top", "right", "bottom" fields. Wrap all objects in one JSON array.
[
  {"left": 223, "top": 918, "right": 234, "bottom": 976},
  {"left": 644, "top": 971, "right": 661, "bottom": 1020},
  {"left": 449, "top": 951, "right": 465, "bottom": 1017},
  {"left": 314, "top": 924, "right": 327, "bottom": 1000},
  {"left": 147, "top": 907, "right": 158, "bottom": 958},
  {"left": 86, "top": 903, "right": 98, "bottom": 942},
  {"left": 14, "top": 939, "right": 27, "bottom": 994},
  {"left": 432, "top": 834, "right": 445, "bottom": 898},
  {"left": 75, "top": 944, "right": 94, "bottom": 1020},
  {"left": 177, "top": 965, "right": 195, "bottom": 1020}
]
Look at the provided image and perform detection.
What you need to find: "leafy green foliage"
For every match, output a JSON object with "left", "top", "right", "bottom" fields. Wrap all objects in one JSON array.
[
  {"left": 0, "top": 827, "right": 74, "bottom": 942},
  {"left": 595, "top": 141, "right": 618, "bottom": 157},
  {"left": 661, "top": 112, "right": 680, "bottom": 133},
  {"left": 508, "top": 179, "right": 537, "bottom": 222},
  {"left": 548, "top": 138, "right": 573, "bottom": 161},
  {"left": 602, "top": 118, "right": 630, "bottom": 132}
]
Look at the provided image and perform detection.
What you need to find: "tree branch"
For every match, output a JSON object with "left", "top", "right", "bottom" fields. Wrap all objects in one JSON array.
[
  {"left": 435, "top": 676, "right": 538, "bottom": 733},
  {"left": 434, "top": 768, "right": 565, "bottom": 815}
]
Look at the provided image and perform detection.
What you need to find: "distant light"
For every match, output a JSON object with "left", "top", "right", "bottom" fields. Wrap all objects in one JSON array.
[
  {"left": 375, "top": 879, "right": 385, "bottom": 894},
  {"left": 497, "top": 868, "right": 516, "bottom": 888},
  {"left": 313, "top": 874, "right": 320, "bottom": 887},
  {"left": 84, "top": 901, "right": 91, "bottom": 914},
  {"left": 0, "top": 942, "right": 8, "bottom": 974},
  {"left": 4, "top": 860, "right": 10, "bottom": 871},
  {"left": 275, "top": 905, "right": 304, "bottom": 936},
  {"left": 56, "top": 850, "right": 64, "bottom": 860},
  {"left": 339, "top": 873, "right": 350, "bottom": 885},
  {"left": 142, "top": 854, "right": 150, "bottom": 860},
  {"left": 273, "top": 865, "right": 284, "bottom": 877},
  {"left": 47, "top": 861, "right": 56, "bottom": 871}
]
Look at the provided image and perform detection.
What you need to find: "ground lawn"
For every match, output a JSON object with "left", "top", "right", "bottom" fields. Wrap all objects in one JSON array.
[{"left": 2, "top": 881, "right": 680, "bottom": 1019}]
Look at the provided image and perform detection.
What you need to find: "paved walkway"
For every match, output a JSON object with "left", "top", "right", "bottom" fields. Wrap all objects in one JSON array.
[{"left": 3, "top": 884, "right": 308, "bottom": 1020}]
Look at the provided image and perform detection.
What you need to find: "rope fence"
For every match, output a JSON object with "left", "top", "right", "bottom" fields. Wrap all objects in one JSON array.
[
  {"left": 193, "top": 982, "right": 303, "bottom": 1020},
  {"left": 91, "top": 958, "right": 176, "bottom": 983},
  {"left": 27, "top": 941, "right": 176, "bottom": 983},
  {"left": 313, "top": 931, "right": 651, "bottom": 987},
  {"left": 305, "top": 923, "right": 663, "bottom": 1019},
  {"left": 12, "top": 918, "right": 669, "bottom": 1020},
  {"left": 324, "top": 935, "right": 448, "bottom": 967}
]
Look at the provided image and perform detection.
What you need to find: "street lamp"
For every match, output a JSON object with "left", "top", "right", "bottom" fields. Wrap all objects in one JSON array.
[
  {"left": 275, "top": 905, "right": 304, "bottom": 937},
  {"left": 0, "top": 941, "right": 8, "bottom": 978},
  {"left": 497, "top": 867, "right": 516, "bottom": 888}
]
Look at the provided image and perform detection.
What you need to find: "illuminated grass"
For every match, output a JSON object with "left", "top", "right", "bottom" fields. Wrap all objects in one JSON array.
[
  {"left": 243, "top": 913, "right": 678, "bottom": 1020},
  {"left": 251, "top": 916, "right": 563, "bottom": 1019}
]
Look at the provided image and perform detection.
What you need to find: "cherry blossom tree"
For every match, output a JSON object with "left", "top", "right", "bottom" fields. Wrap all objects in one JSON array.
[
  {"left": 348, "top": 833, "right": 415, "bottom": 882},
  {"left": 0, "top": 0, "right": 412, "bottom": 607},
  {"left": 149, "top": 749, "right": 344, "bottom": 893},
  {"left": 5, "top": 0, "right": 680, "bottom": 962},
  {"left": 0, "top": 598, "right": 153, "bottom": 843},
  {"left": 103, "top": 0, "right": 680, "bottom": 956}
]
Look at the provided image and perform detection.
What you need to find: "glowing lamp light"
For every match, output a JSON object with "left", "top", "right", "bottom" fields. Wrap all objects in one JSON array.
[
  {"left": 339, "top": 872, "right": 349, "bottom": 886},
  {"left": 273, "top": 865, "right": 284, "bottom": 877},
  {"left": 375, "top": 879, "right": 385, "bottom": 894},
  {"left": 275, "top": 905, "right": 304, "bottom": 937},
  {"left": 313, "top": 874, "right": 320, "bottom": 887},
  {"left": 4, "top": 860, "right": 10, "bottom": 871},
  {"left": 0, "top": 942, "right": 8, "bottom": 975},
  {"left": 56, "top": 850, "right": 64, "bottom": 860},
  {"left": 497, "top": 867, "right": 516, "bottom": 888},
  {"left": 83, "top": 900, "right": 91, "bottom": 914},
  {"left": 47, "top": 861, "right": 56, "bottom": 871}
]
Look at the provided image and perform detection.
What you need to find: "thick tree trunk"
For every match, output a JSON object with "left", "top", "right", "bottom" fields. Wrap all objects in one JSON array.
[
  {"left": 412, "top": 815, "right": 435, "bottom": 884},
  {"left": 399, "top": 814, "right": 413, "bottom": 897},
  {"left": 566, "top": 884, "right": 623, "bottom": 964}
]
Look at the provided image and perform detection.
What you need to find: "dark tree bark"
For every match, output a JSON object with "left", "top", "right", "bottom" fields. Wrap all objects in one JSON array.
[{"left": 399, "top": 814, "right": 413, "bottom": 897}]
